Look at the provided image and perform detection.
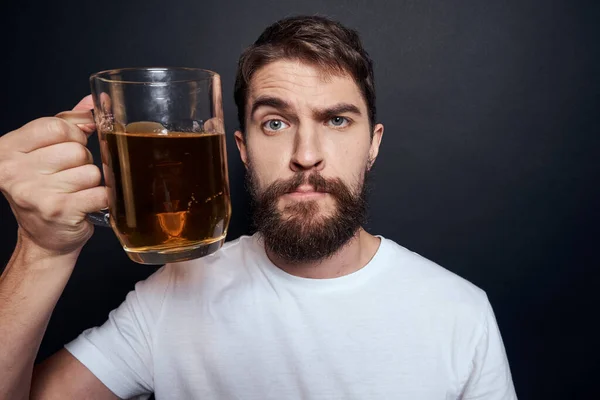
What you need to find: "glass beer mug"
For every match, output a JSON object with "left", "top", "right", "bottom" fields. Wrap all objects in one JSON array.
[{"left": 58, "top": 68, "right": 231, "bottom": 264}]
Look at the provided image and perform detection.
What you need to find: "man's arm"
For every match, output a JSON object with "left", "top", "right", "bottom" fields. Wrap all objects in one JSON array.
[
  {"left": 461, "top": 300, "right": 517, "bottom": 399},
  {"left": 0, "top": 97, "right": 110, "bottom": 399},
  {"left": 0, "top": 236, "right": 117, "bottom": 400},
  {"left": 32, "top": 350, "right": 118, "bottom": 400}
]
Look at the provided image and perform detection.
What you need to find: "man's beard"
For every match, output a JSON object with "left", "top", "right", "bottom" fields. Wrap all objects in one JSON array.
[{"left": 246, "top": 167, "right": 369, "bottom": 265}]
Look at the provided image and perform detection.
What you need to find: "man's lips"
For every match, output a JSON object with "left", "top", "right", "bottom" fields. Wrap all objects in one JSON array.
[
  {"left": 283, "top": 185, "right": 327, "bottom": 199},
  {"left": 293, "top": 184, "right": 322, "bottom": 193}
]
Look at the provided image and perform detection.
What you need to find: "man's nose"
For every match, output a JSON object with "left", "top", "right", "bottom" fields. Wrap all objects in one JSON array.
[{"left": 290, "top": 124, "right": 325, "bottom": 172}]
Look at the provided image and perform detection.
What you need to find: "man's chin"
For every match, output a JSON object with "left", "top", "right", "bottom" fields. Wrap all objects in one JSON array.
[
  {"left": 281, "top": 215, "right": 330, "bottom": 232},
  {"left": 259, "top": 216, "right": 361, "bottom": 264}
]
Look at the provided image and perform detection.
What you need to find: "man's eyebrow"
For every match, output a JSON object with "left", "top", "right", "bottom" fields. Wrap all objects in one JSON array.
[
  {"left": 312, "top": 103, "right": 362, "bottom": 120},
  {"left": 250, "top": 96, "right": 293, "bottom": 118}
]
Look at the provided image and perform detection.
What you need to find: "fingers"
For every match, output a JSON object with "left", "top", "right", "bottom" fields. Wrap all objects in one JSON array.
[
  {"left": 0, "top": 95, "right": 109, "bottom": 255},
  {"left": 49, "top": 164, "right": 102, "bottom": 194},
  {"left": 73, "top": 95, "right": 94, "bottom": 111},
  {"left": 1, "top": 96, "right": 95, "bottom": 155},
  {"left": 55, "top": 109, "right": 95, "bottom": 136},
  {"left": 99, "top": 92, "right": 112, "bottom": 113},
  {"left": 67, "top": 186, "right": 109, "bottom": 214},
  {"left": 56, "top": 107, "right": 95, "bottom": 135},
  {"left": 203, "top": 117, "right": 225, "bottom": 133},
  {"left": 55, "top": 110, "right": 94, "bottom": 125},
  {"left": 6, "top": 117, "right": 88, "bottom": 153},
  {"left": 29, "top": 142, "right": 93, "bottom": 174},
  {"left": 72, "top": 95, "right": 96, "bottom": 134}
]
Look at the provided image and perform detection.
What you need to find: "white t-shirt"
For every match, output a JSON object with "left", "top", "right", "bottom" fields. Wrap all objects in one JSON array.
[{"left": 65, "top": 234, "right": 517, "bottom": 399}]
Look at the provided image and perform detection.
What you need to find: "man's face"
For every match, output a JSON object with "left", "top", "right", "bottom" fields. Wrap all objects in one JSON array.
[{"left": 235, "top": 60, "right": 383, "bottom": 263}]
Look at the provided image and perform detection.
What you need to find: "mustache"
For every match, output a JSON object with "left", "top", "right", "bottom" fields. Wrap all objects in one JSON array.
[{"left": 261, "top": 172, "right": 350, "bottom": 200}]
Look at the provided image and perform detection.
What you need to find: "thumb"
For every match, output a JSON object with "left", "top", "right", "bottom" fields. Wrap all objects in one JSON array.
[
  {"left": 73, "top": 95, "right": 94, "bottom": 111},
  {"left": 72, "top": 95, "right": 95, "bottom": 134}
]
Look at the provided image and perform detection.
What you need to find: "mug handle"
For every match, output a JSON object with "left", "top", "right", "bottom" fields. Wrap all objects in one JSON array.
[{"left": 55, "top": 109, "right": 111, "bottom": 228}]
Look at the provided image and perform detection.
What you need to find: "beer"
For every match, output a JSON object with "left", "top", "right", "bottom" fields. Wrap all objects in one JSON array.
[{"left": 103, "top": 129, "right": 231, "bottom": 252}]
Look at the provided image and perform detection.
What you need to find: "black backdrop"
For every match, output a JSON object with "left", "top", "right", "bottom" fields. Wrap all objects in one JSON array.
[{"left": 1, "top": 0, "right": 598, "bottom": 398}]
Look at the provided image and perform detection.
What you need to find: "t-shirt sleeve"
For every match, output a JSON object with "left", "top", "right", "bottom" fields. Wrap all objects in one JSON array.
[
  {"left": 461, "top": 298, "right": 518, "bottom": 399},
  {"left": 64, "top": 265, "right": 172, "bottom": 399}
]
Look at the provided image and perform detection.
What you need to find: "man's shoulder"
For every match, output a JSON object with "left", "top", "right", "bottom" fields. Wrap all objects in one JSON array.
[
  {"left": 379, "top": 237, "right": 489, "bottom": 309},
  {"left": 169, "top": 234, "right": 256, "bottom": 268},
  {"left": 158, "top": 235, "right": 259, "bottom": 290}
]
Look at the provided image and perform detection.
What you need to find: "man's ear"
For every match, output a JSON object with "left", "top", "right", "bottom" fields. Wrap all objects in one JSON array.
[
  {"left": 234, "top": 130, "right": 249, "bottom": 169},
  {"left": 367, "top": 123, "right": 384, "bottom": 170}
]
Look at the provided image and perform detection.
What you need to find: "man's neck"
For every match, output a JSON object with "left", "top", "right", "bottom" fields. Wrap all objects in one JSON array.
[{"left": 265, "top": 228, "right": 381, "bottom": 279}]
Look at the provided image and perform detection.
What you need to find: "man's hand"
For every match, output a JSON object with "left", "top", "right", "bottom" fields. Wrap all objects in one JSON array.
[{"left": 0, "top": 96, "right": 107, "bottom": 256}]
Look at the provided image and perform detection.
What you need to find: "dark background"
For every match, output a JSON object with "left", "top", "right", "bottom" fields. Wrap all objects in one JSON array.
[{"left": 1, "top": 0, "right": 598, "bottom": 398}]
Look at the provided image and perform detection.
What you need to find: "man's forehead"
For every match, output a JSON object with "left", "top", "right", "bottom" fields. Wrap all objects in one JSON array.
[{"left": 247, "top": 60, "right": 365, "bottom": 108}]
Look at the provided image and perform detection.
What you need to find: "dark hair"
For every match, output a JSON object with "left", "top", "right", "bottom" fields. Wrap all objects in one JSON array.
[{"left": 234, "top": 15, "right": 376, "bottom": 134}]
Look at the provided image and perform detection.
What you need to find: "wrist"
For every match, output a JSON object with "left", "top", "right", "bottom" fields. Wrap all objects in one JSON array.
[{"left": 12, "top": 229, "right": 82, "bottom": 271}]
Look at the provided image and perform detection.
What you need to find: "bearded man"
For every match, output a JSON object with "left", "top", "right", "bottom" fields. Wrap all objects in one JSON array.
[{"left": 0, "top": 15, "right": 516, "bottom": 400}]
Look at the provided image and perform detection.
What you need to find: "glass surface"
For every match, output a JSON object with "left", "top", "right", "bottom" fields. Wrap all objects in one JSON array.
[{"left": 90, "top": 68, "right": 231, "bottom": 264}]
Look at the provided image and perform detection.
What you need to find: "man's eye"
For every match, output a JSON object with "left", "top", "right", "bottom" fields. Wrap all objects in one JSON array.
[
  {"left": 328, "top": 116, "right": 350, "bottom": 128},
  {"left": 263, "top": 119, "right": 289, "bottom": 132}
]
